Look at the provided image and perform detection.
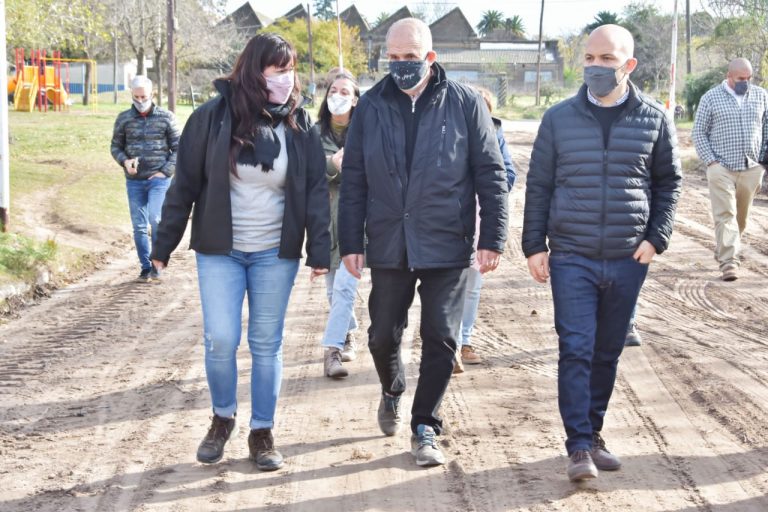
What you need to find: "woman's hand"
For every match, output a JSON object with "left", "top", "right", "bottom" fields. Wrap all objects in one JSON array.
[
  {"left": 310, "top": 267, "right": 329, "bottom": 281},
  {"left": 331, "top": 148, "right": 344, "bottom": 172}
]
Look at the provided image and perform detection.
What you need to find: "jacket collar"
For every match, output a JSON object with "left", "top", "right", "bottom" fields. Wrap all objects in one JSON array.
[{"left": 574, "top": 81, "right": 642, "bottom": 115}]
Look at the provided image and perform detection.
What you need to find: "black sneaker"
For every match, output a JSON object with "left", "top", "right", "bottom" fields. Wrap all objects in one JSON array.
[
  {"left": 196, "top": 415, "right": 236, "bottom": 464},
  {"left": 567, "top": 450, "right": 598, "bottom": 481},
  {"left": 591, "top": 431, "right": 622, "bottom": 470},
  {"left": 377, "top": 392, "right": 402, "bottom": 436},
  {"left": 248, "top": 428, "right": 284, "bottom": 471},
  {"left": 137, "top": 268, "right": 151, "bottom": 282}
]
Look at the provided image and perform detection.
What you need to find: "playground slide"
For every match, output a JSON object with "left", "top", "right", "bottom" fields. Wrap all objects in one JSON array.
[{"left": 14, "top": 66, "right": 38, "bottom": 112}]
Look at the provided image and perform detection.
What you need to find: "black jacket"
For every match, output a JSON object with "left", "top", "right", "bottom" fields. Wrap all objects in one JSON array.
[
  {"left": 522, "top": 83, "right": 682, "bottom": 259},
  {"left": 110, "top": 105, "right": 180, "bottom": 179},
  {"left": 151, "top": 80, "right": 331, "bottom": 269},
  {"left": 338, "top": 63, "right": 508, "bottom": 269}
]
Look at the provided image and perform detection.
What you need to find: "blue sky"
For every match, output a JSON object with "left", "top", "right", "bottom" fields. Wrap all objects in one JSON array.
[{"left": 225, "top": 0, "right": 683, "bottom": 37}]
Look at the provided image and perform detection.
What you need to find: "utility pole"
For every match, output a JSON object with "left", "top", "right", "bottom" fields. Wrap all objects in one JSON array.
[
  {"left": 166, "top": 0, "right": 176, "bottom": 113},
  {"left": 535, "top": 0, "right": 545, "bottom": 106},
  {"left": 0, "top": 0, "right": 10, "bottom": 231},
  {"left": 685, "top": 0, "right": 692, "bottom": 75},
  {"left": 306, "top": 3, "right": 316, "bottom": 101},
  {"left": 668, "top": 0, "right": 679, "bottom": 113}
]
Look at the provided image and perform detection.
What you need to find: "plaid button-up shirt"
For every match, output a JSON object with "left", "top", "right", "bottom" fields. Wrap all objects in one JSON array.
[{"left": 692, "top": 81, "right": 768, "bottom": 171}]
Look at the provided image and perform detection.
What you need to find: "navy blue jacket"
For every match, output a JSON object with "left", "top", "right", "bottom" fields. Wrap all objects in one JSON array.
[
  {"left": 338, "top": 64, "right": 509, "bottom": 269},
  {"left": 522, "top": 83, "right": 682, "bottom": 259}
]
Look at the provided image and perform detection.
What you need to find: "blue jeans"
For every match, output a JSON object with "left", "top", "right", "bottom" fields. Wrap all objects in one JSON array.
[
  {"left": 126, "top": 177, "right": 171, "bottom": 270},
  {"left": 460, "top": 268, "right": 483, "bottom": 346},
  {"left": 195, "top": 248, "right": 299, "bottom": 430},
  {"left": 549, "top": 252, "right": 648, "bottom": 454},
  {"left": 322, "top": 261, "right": 359, "bottom": 349}
]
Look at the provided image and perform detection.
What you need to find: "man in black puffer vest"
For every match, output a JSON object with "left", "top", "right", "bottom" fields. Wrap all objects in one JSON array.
[{"left": 522, "top": 25, "right": 682, "bottom": 482}]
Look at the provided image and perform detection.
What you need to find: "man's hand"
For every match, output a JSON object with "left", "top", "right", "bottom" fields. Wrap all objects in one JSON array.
[
  {"left": 342, "top": 254, "right": 364, "bottom": 279},
  {"left": 527, "top": 252, "right": 549, "bottom": 283},
  {"left": 151, "top": 259, "right": 165, "bottom": 271},
  {"left": 310, "top": 267, "right": 329, "bottom": 281},
  {"left": 331, "top": 148, "right": 344, "bottom": 172},
  {"left": 477, "top": 249, "right": 501, "bottom": 274},
  {"left": 123, "top": 158, "right": 138, "bottom": 175},
  {"left": 633, "top": 240, "right": 656, "bottom": 264},
  {"left": 148, "top": 171, "right": 165, "bottom": 180}
]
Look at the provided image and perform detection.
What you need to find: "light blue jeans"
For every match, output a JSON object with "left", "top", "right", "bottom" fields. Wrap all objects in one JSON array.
[
  {"left": 322, "top": 261, "right": 359, "bottom": 349},
  {"left": 460, "top": 268, "right": 483, "bottom": 346},
  {"left": 125, "top": 176, "right": 171, "bottom": 271},
  {"left": 195, "top": 248, "right": 299, "bottom": 430}
]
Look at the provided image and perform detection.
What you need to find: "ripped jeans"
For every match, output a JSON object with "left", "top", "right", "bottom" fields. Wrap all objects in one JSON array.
[{"left": 195, "top": 248, "right": 299, "bottom": 430}]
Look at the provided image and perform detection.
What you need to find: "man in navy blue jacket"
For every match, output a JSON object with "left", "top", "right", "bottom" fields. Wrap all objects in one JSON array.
[
  {"left": 522, "top": 25, "right": 681, "bottom": 482},
  {"left": 338, "top": 18, "right": 508, "bottom": 467}
]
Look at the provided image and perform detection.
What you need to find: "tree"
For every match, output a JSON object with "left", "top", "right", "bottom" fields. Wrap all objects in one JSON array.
[
  {"left": 703, "top": 0, "right": 768, "bottom": 80},
  {"left": 267, "top": 18, "right": 367, "bottom": 78},
  {"left": 476, "top": 10, "right": 504, "bottom": 37},
  {"left": 314, "top": 0, "right": 335, "bottom": 21},
  {"left": 373, "top": 12, "right": 389, "bottom": 28},
  {"left": 503, "top": 15, "right": 525, "bottom": 38},
  {"left": 621, "top": 3, "right": 673, "bottom": 93},
  {"left": 584, "top": 10, "right": 621, "bottom": 33}
]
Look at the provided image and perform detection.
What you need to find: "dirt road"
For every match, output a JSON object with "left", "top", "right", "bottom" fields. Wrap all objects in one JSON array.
[{"left": 1, "top": 128, "right": 768, "bottom": 511}]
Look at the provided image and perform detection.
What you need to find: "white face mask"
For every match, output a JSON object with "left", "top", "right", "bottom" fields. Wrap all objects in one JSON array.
[
  {"left": 133, "top": 98, "right": 152, "bottom": 113},
  {"left": 327, "top": 93, "right": 354, "bottom": 116}
]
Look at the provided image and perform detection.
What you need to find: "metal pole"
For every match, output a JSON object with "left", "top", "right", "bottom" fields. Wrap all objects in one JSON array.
[
  {"left": 113, "top": 34, "right": 119, "bottom": 104},
  {"left": 535, "top": 0, "right": 544, "bottom": 106},
  {"left": 0, "top": 1, "right": 10, "bottom": 231},
  {"left": 668, "top": 0, "right": 679, "bottom": 113},
  {"left": 336, "top": 0, "right": 344, "bottom": 72},
  {"left": 307, "top": 3, "right": 315, "bottom": 99},
  {"left": 685, "top": 0, "right": 692, "bottom": 75},
  {"left": 166, "top": 0, "right": 176, "bottom": 112}
]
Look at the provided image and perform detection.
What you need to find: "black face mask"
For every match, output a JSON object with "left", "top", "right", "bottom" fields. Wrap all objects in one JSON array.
[
  {"left": 389, "top": 60, "right": 429, "bottom": 91},
  {"left": 734, "top": 80, "right": 749, "bottom": 96},
  {"left": 583, "top": 62, "right": 627, "bottom": 98}
]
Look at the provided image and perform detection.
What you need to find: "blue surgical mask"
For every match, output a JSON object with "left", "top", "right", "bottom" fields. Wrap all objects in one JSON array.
[
  {"left": 734, "top": 80, "right": 749, "bottom": 96},
  {"left": 389, "top": 60, "right": 429, "bottom": 91}
]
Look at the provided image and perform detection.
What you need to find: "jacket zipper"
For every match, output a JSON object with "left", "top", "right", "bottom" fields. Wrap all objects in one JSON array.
[{"left": 437, "top": 123, "right": 446, "bottom": 167}]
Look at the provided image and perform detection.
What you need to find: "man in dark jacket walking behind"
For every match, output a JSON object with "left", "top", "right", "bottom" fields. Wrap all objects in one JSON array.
[
  {"left": 338, "top": 18, "right": 509, "bottom": 467},
  {"left": 111, "top": 75, "right": 180, "bottom": 282},
  {"left": 522, "top": 25, "right": 681, "bottom": 482}
]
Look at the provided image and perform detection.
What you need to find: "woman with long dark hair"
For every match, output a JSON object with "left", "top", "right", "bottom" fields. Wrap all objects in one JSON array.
[
  {"left": 151, "top": 33, "right": 330, "bottom": 471},
  {"left": 315, "top": 73, "right": 361, "bottom": 379}
]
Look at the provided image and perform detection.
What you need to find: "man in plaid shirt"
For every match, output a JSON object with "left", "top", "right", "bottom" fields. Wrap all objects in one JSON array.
[{"left": 693, "top": 58, "right": 768, "bottom": 281}]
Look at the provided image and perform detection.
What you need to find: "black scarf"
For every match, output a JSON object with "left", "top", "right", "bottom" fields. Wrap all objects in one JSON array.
[{"left": 236, "top": 102, "right": 292, "bottom": 171}]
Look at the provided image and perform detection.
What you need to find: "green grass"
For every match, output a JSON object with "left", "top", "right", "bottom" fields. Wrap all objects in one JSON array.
[
  {"left": 495, "top": 93, "right": 571, "bottom": 121},
  {"left": 3, "top": 93, "right": 194, "bottom": 288},
  {"left": 0, "top": 233, "right": 57, "bottom": 282}
]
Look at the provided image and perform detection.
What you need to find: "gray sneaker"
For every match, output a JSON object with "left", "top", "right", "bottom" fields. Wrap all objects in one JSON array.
[
  {"left": 591, "top": 431, "right": 621, "bottom": 471},
  {"left": 567, "top": 450, "right": 598, "bottom": 481},
  {"left": 340, "top": 332, "right": 357, "bottom": 362},
  {"left": 377, "top": 392, "right": 402, "bottom": 436},
  {"left": 411, "top": 424, "right": 445, "bottom": 466},
  {"left": 324, "top": 348, "right": 348, "bottom": 379},
  {"left": 625, "top": 323, "right": 642, "bottom": 347}
]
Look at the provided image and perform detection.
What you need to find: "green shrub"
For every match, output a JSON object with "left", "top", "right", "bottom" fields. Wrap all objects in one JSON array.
[
  {"left": 0, "top": 233, "right": 57, "bottom": 278},
  {"left": 683, "top": 67, "right": 727, "bottom": 118}
]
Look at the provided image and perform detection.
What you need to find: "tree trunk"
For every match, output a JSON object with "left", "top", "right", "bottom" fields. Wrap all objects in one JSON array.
[
  {"left": 137, "top": 47, "right": 145, "bottom": 75},
  {"left": 83, "top": 64, "right": 91, "bottom": 106},
  {"left": 113, "top": 35, "right": 119, "bottom": 104},
  {"left": 155, "top": 50, "right": 163, "bottom": 107}
]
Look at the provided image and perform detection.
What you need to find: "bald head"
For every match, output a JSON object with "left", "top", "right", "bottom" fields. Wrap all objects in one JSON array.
[
  {"left": 586, "top": 24, "right": 635, "bottom": 61},
  {"left": 386, "top": 18, "right": 433, "bottom": 60},
  {"left": 727, "top": 58, "right": 753, "bottom": 91},
  {"left": 728, "top": 58, "right": 752, "bottom": 75}
]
